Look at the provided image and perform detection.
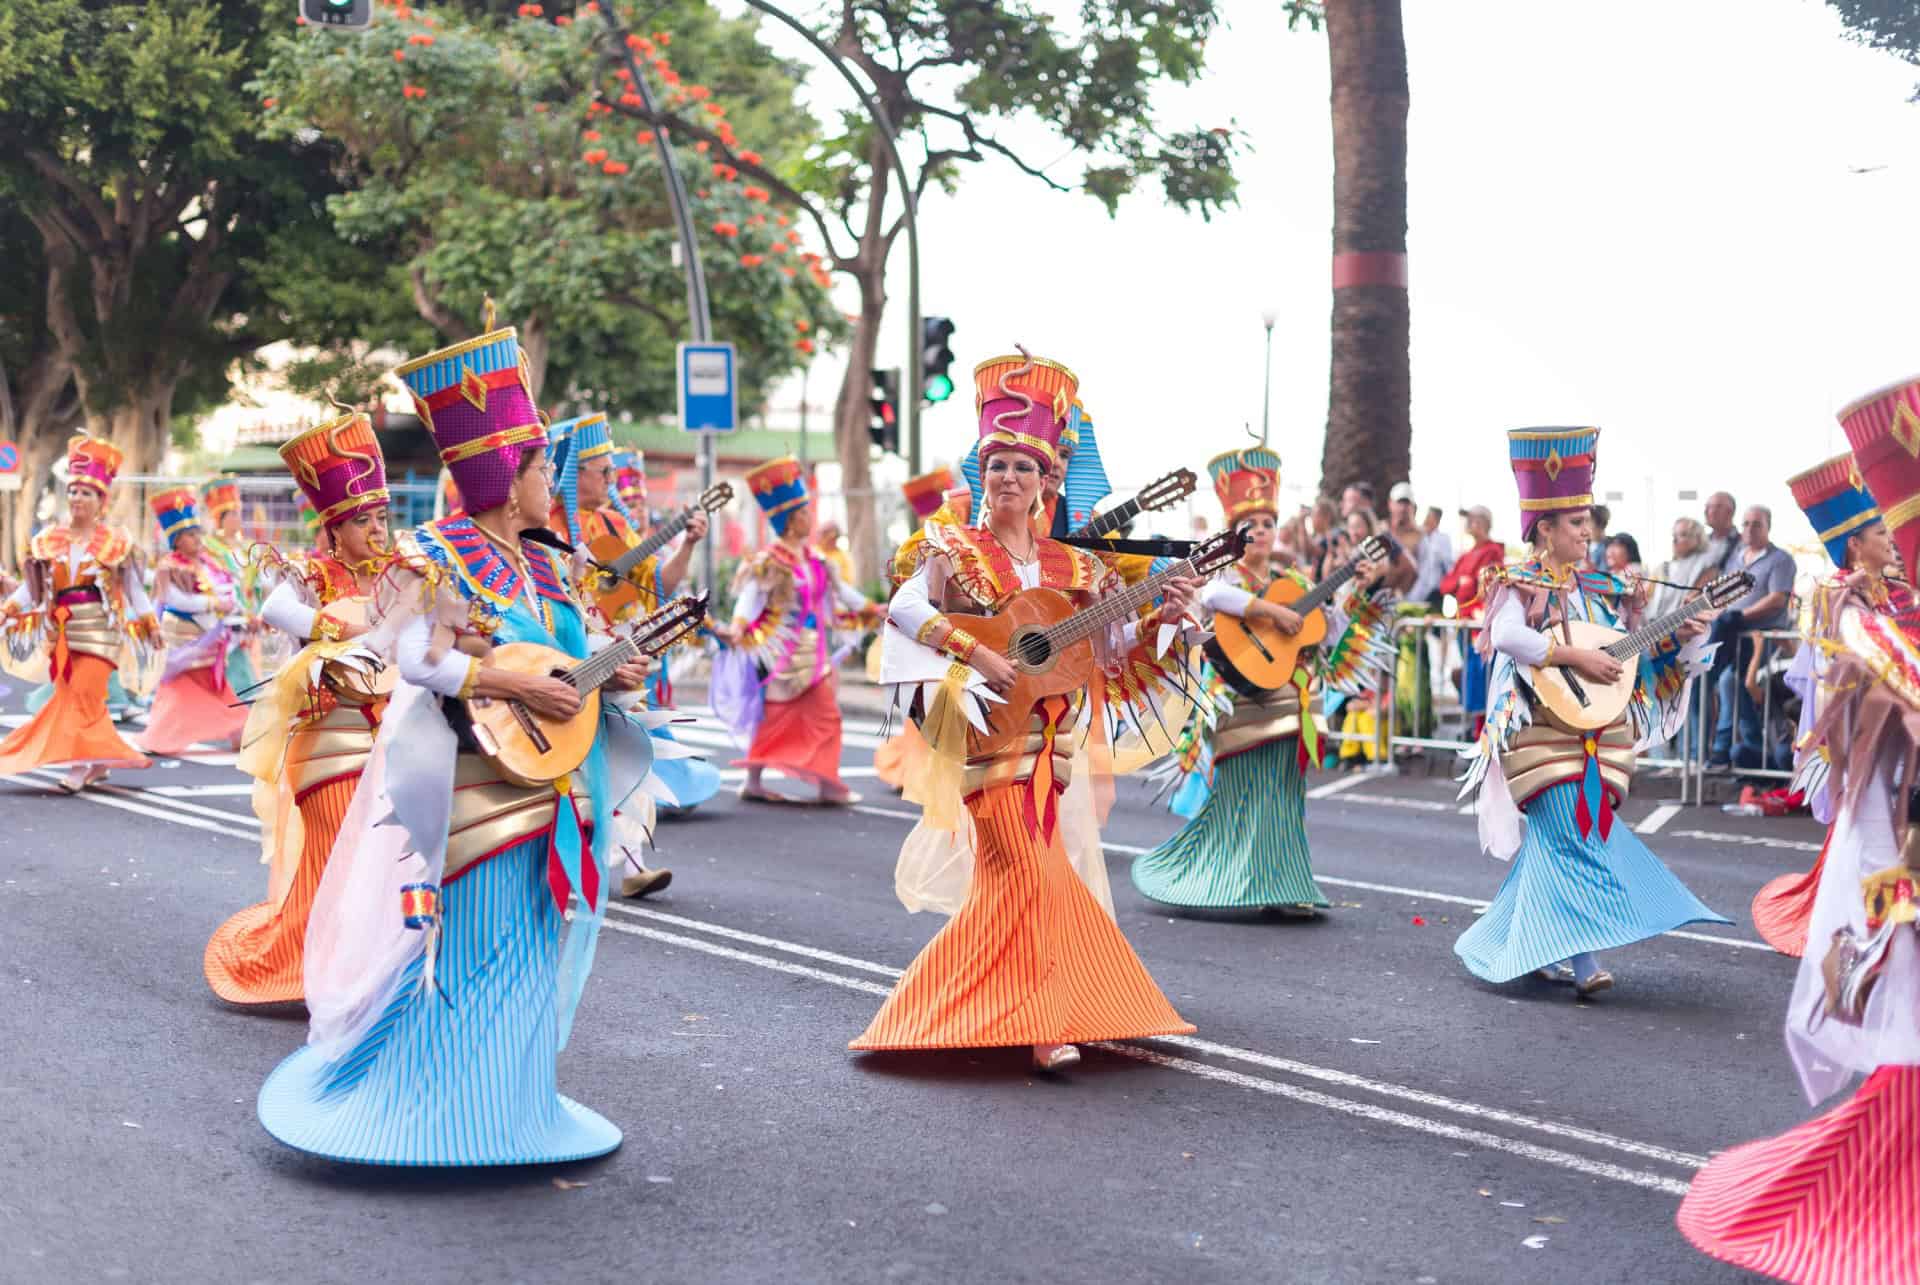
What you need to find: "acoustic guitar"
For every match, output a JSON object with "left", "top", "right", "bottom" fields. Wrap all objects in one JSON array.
[
  {"left": 941, "top": 529, "right": 1244, "bottom": 757},
  {"left": 1523, "top": 570, "right": 1751, "bottom": 732},
  {"left": 462, "top": 592, "right": 710, "bottom": 787},
  {"left": 1069, "top": 468, "right": 1196, "bottom": 540},
  {"left": 585, "top": 483, "right": 733, "bottom": 621},
  {"left": 1206, "top": 535, "right": 1391, "bottom": 695}
]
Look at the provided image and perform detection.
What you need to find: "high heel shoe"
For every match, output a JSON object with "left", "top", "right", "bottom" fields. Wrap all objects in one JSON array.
[{"left": 1031, "top": 1043, "right": 1080, "bottom": 1072}]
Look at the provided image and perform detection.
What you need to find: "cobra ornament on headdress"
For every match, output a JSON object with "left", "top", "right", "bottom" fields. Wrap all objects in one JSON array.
[
  {"left": 971, "top": 345, "right": 1077, "bottom": 473},
  {"left": 961, "top": 357, "right": 1104, "bottom": 524},
  {"left": 279, "top": 411, "right": 391, "bottom": 531},
  {"left": 65, "top": 434, "right": 123, "bottom": 497}
]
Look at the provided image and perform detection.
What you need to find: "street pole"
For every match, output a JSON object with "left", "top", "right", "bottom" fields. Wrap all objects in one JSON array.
[
  {"left": 1260, "top": 309, "right": 1278, "bottom": 446},
  {"left": 733, "top": 0, "right": 923, "bottom": 475},
  {"left": 609, "top": 16, "right": 717, "bottom": 594}
]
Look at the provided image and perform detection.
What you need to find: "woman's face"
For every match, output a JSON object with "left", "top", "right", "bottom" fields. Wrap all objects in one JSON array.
[
  {"left": 173, "top": 529, "right": 204, "bottom": 559},
  {"left": 1604, "top": 541, "right": 1630, "bottom": 572},
  {"left": 1345, "top": 511, "right": 1371, "bottom": 544},
  {"left": 783, "top": 504, "right": 814, "bottom": 541},
  {"left": 331, "top": 505, "right": 391, "bottom": 564},
  {"left": 1672, "top": 522, "right": 1697, "bottom": 557},
  {"left": 1045, "top": 441, "right": 1074, "bottom": 498},
  {"left": 1853, "top": 520, "right": 1895, "bottom": 572},
  {"left": 1241, "top": 511, "right": 1277, "bottom": 555},
  {"left": 1539, "top": 509, "right": 1592, "bottom": 565},
  {"left": 66, "top": 485, "right": 101, "bottom": 526},
  {"left": 984, "top": 449, "right": 1044, "bottom": 523},
  {"left": 508, "top": 450, "right": 554, "bottom": 526}
]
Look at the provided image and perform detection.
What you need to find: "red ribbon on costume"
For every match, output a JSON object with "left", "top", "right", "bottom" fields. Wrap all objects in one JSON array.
[
  {"left": 1021, "top": 695, "right": 1072, "bottom": 842},
  {"left": 50, "top": 605, "right": 72, "bottom": 681}
]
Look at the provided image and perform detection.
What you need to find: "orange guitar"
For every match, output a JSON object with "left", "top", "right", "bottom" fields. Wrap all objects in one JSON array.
[
  {"left": 584, "top": 483, "right": 732, "bottom": 621},
  {"left": 1206, "top": 535, "right": 1389, "bottom": 694},
  {"left": 461, "top": 593, "right": 708, "bottom": 787},
  {"left": 943, "top": 529, "right": 1242, "bottom": 756}
]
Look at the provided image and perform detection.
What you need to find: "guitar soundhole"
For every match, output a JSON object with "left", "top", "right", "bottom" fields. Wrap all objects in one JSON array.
[{"left": 1012, "top": 629, "right": 1052, "bottom": 671}]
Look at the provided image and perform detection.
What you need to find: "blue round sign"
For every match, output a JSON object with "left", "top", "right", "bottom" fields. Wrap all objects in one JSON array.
[{"left": 0, "top": 441, "right": 17, "bottom": 473}]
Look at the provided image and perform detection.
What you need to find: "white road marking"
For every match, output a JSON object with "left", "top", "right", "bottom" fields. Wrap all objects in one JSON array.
[
  {"left": 607, "top": 902, "right": 903, "bottom": 978},
  {"left": 3, "top": 771, "right": 258, "bottom": 841},
  {"left": 599, "top": 910, "right": 1696, "bottom": 1196},
  {"left": 1636, "top": 804, "right": 1681, "bottom": 835},
  {"left": 145, "top": 784, "right": 257, "bottom": 799},
  {"left": 1669, "top": 829, "right": 1821, "bottom": 853},
  {"left": 1304, "top": 773, "right": 1373, "bottom": 800}
]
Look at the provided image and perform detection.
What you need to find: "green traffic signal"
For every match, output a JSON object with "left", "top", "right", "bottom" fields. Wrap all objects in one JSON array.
[{"left": 924, "top": 372, "right": 954, "bottom": 403}]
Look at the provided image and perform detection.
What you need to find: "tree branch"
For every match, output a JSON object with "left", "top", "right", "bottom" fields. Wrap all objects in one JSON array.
[
  {"left": 23, "top": 149, "right": 116, "bottom": 251},
  {"left": 915, "top": 103, "right": 1072, "bottom": 191},
  {"left": 408, "top": 262, "right": 472, "bottom": 342}
]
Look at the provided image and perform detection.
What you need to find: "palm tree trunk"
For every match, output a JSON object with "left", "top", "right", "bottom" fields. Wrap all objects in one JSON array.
[{"left": 1320, "top": 0, "right": 1411, "bottom": 507}]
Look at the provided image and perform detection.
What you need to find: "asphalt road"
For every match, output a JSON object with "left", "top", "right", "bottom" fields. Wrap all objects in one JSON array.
[{"left": 0, "top": 680, "right": 1819, "bottom": 1285}]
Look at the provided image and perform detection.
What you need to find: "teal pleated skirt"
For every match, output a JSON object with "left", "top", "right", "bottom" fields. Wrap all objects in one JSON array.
[{"left": 1132, "top": 735, "right": 1330, "bottom": 910}]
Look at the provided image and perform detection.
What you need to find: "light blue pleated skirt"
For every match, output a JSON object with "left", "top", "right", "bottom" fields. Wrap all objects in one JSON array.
[
  {"left": 1454, "top": 780, "right": 1730, "bottom": 983},
  {"left": 258, "top": 838, "right": 621, "bottom": 1166},
  {"left": 1131, "top": 736, "right": 1330, "bottom": 910},
  {"left": 651, "top": 724, "right": 720, "bottom": 814}
]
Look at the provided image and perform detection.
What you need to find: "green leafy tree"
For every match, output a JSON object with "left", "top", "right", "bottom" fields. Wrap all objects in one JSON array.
[
  {"left": 0, "top": 0, "right": 364, "bottom": 532},
  {"left": 1828, "top": 0, "right": 1920, "bottom": 84},
  {"left": 0, "top": 207, "right": 82, "bottom": 564},
  {"left": 255, "top": 0, "right": 841, "bottom": 419},
  {"left": 627, "top": 0, "right": 1314, "bottom": 577}
]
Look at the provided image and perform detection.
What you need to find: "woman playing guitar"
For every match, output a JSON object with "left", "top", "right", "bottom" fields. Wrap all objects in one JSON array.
[
  {"left": 853, "top": 348, "right": 1200, "bottom": 1073},
  {"left": 258, "top": 319, "right": 663, "bottom": 1168},
  {"left": 1132, "top": 446, "right": 1394, "bottom": 914},
  {"left": 1455, "top": 427, "right": 1727, "bottom": 999}
]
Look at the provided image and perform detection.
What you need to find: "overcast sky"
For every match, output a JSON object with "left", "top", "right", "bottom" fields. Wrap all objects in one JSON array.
[{"left": 743, "top": 0, "right": 1920, "bottom": 559}]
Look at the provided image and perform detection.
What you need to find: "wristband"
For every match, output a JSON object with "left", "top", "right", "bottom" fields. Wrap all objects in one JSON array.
[
  {"left": 313, "top": 611, "right": 345, "bottom": 643},
  {"left": 942, "top": 628, "right": 979, "bottom": 664},
  {"left": 1543, "top": 635, "right": 1557, "bottom": 666},
  {"left": 457, "top": 657, "right": 482, "bottom": 702}
]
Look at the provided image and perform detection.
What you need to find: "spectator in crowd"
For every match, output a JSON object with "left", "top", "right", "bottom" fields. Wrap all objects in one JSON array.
[
  {"left": 1701, "top": 491, "right": 1739, "bottom": 580},
  {"left": 1586, "top": 503, "right": 1612, "bottom": 569},
  {"left": 1708, "top": 505, "right": 1796, "bottom": 770},
  {"left": 1604, "top": 532, "right": 1644, "bottom": 580},
  {"left": 1650, "top": 518, "right": 1714, "bottom": 618},
  {"left": 1439, "top": 503, "right": 1506, "bottom": 734},
  {"left": 1306, "top": 497, "right": 1339, "bottom": 568},
  {"left": 1422, "top": 506, "right": 1454, "bottom": 570},
  {"left": 1389, "top": 483, "right": 1450, "bottom": 607},
  {"left": 1340, "top": 481, "right": 1376, "bottom": 517},
  {"left": 813, "top": 518, "right": 855, "bottom": 587}
]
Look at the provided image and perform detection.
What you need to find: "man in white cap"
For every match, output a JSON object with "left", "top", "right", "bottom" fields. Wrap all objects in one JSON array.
[{"left": 1389, "top": 481, "right": 1449, "bottom": 605}]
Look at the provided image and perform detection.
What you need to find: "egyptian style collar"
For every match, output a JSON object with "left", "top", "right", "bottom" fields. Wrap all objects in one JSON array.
[
  {"left": 419, "top": 516, "right": 570, "bottom": 612},
  {"left": 30, "top": 524, "right": 133, "bottom": 568}
]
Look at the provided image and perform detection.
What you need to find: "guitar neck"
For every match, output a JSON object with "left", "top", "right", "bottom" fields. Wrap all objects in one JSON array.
[
  {"left": 607, "top": 509, "right": 691, "bottom": 579},
  {"left": 1045, "top": 555, "right": 1203, "bottom": 648},
  {"left": 1293, "top": 561, "right": 1358, "bottom": 615},
  {"left": 1071, "top": 497, "right": 1140, "bottom": 541},
  {"left": 563, "top": 615, "right": 693, "bottom": 694},
  {"left": 1600, "top": 597, "right": 1711, "bottom": 661}
]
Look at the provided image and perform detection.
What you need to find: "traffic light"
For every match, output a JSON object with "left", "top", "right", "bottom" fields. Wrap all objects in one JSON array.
[
  {"left": 921, "top": 316, "right": 956, "bottom": 404},
  {"left": 299, "top": 0, "right": 373, "bottom": 28},
  {"left": 868, "top": 368, "right": 901, "bottom": 453}
]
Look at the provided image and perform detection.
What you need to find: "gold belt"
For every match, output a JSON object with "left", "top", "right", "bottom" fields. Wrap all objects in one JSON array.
[
  {"left": 443, "top": 753, "right": 593, "bottom": 881},
  {"left": 1214, "top": 685, "right": 1320, "bottom": 759},
  {"left": 1501, "top": 720, "right": 1636, "bottom": 808},
  {"left": 286, "top": 702, "right": 384, "bottom": 800},
  {"left": 57, "top": 599, "right": 123, "bottom": 665},
  {"left": 962, "top": 723, "right": 1076, "bottom": 794},
  {"left": 766, "top": 625, "right": 823, "bottom": 702},
  {"left": 160, "top": 612, "right": 217, "bottom": 669}
]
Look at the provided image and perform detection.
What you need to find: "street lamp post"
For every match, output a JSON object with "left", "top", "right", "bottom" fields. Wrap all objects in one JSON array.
[{"left": 1260, "top": 308, "right": 1278, "bottom": 446}]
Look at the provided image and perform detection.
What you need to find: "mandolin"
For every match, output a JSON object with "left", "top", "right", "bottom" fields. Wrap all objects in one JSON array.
[
  {"left": 1523, "top": 570, "right": 1751, "bottom": 732},
  {"left": 584, "top": 483, "right": 733, "bottom": 621},
  {"left": 1070, "top": 469, "right": 1197, "bottom": 540},
  {"left": 1206, "top": 534, "right": 1391, "bottom": 695},
  {"left": 941, "top": 528, "right": 1244, "bottom": 756},
  {"left": 462, "top": 592, "right": 710, "bottom": 787}
]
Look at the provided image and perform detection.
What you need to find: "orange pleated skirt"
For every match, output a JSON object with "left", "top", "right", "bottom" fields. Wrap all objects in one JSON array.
[
  {"left": 736, "top": 674, "right": 847, "bottom": 790},
  {"left": 203, "top": 775, "right": 357, "bottom": 1006},
  {"left": 851, "top": 781, "right": 1194, "bottom": 1050},
  {"left": 140, "top": 667, "right": 248, "bottom": 756},
  {"left": 0, "top": 654, "right": 149, "bottom": 775},
  {"left": 1751, "top": 833, "right": 1829, "bottom": 958}
]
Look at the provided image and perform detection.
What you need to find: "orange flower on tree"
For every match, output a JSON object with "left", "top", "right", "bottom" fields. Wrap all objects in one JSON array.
[
  {"left": 740, "top": 254, "right": 764, "bottom": 267},
  {"left": 602, "top": 160, "right": 629, "bottom": 175},
  {"left": 711, "top": 221, "right": 739, "bottom": 237}
]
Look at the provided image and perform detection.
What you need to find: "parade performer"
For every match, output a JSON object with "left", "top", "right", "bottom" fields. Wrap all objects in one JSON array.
[
  {"left": 137, "top": 489, "right": 252, "bottom": 757},
  {"left": 853, "top": 349, "right": 1198, "bottom": 1071},
  {"left": 548, "top": 416, "right": 712, "bottom": 894},
  {"left": 203, "top": 413, "right": 395, "bottom": 1007},
  {"left": 202, "top": 475, "right": 263, "bottom": 699},
  {"left": 1678, "top": 380, "right": 1920, "bottom": 1284},
  {"left": 1750, "top": 453, "right": 1907, "bottom": 957},
  {"left": 873, "top": 466, "right": 957, "bottom": 793},
  {"left": 612, "top": 449, "right": 647, "bottom": 517},
  {"left": 1131, "top": 446, "right": 1393, "bottom": 912},
  {"left": 721, "top": 456, "right": 873, "bottom": 805},
  {"left": 1455, "top": 428, "right": 1727, "bottom": 997},
  {"left": 960, "top": 398, "right": 1110, "bottom": 540},
  {"left": 258, "top": 318, "right": 663, "bottom": 1166},
  {"left": 0, "top": 435, "right": 158, "bottom": 792}
]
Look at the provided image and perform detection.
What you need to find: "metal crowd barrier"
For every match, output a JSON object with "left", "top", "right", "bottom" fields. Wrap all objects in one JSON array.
[{"left": 1310, "top": 613, "right": 1803, "bottom": 808}]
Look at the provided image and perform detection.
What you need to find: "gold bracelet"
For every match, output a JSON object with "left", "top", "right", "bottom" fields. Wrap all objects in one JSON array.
[
  {"left": 1543, "top": 635, "right": 1557, "bottom": 666},
  {"left": 943, "top": 628, "right": 979, "bottom": 663},
  {"left": 456, "top": 657, "right": 482, "bottom": 702},
  {"left": 914, "top": 613, "right": 950, "bottom": 646},
  {"left": 313, "top": 611, "right": 344, "bottom": 643}
]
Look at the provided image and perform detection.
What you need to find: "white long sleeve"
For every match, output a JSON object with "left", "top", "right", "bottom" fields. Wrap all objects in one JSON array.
[
  {"left": 1200, "top": 579, "right": 1255, "bottom": 618},
  {"left": 889, "top": 565, "right": 939, "bottom": 641},
  {"left": 120, "top": 561, "right": 152, "bottom": 617},
  {"left": 261, "top": 580, "right": 319, "bottom": 641},
  {"left": 831, "top": 565, "right": 867, "bottom": 613},
  {"left": 6, "top": 580, "right": 30, "bottom": 611},
  {"left": 162, "top": 583, "right": 212, "bottom": 614},
  {"left": 1487, "top": 590, "right": 1549, "bottom": 666},
  {"left": 395, "top": 613, "right": 474, "bottom": 697},
  {"left": 731, "top": 577, "right": 768, "bottom": 626}
]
